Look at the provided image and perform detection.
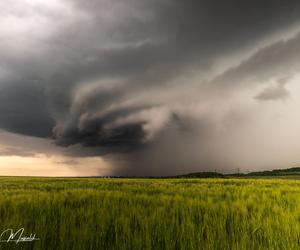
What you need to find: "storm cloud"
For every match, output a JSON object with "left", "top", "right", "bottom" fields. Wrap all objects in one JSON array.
[
  {"left": 1, "top": 0, "right": 300, "bottom": 175},
  {"left": 255, "top": 77, "right": 290, "bottom": 101}
]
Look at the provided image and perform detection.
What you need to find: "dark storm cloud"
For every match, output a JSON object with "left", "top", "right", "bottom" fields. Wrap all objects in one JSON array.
[
  {"left": 209, "top": 33, "right": 300, "bottom": 92},
  {"left": 1, "top": 0, "right": 300, "bottom": 174},
  {"left": 0, "top": 82, "right": 54, "bottom": 137},
  {"left": 50, "top": 0, "right": 300, "bottom": 86}
]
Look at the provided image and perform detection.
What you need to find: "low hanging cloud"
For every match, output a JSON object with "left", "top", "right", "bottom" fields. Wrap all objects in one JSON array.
[
  {"left": 1, "top": 0, "right": 300, "bottom": 175},
  {"left": 255, "top": 77, "right": 290, "bottom": 101}
]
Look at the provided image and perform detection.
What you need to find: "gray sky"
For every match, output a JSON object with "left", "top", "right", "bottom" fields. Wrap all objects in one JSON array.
[{"left": 1, "top": 0, "right": 300, "bottom": 176}]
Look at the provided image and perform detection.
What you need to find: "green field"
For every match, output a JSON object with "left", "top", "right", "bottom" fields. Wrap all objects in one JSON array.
[{"left": 0, "top": 177, "right": 300, "bottom": 249}]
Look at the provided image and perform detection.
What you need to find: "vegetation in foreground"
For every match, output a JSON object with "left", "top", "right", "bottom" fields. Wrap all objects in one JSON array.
[{"left": 0, "top": 177, "right": 300, "bottom": 249}]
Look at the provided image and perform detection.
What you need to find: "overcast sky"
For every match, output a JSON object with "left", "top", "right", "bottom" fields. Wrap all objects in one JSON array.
[{"left": 1, "top": 0, "right": 300, "bottom": 176}]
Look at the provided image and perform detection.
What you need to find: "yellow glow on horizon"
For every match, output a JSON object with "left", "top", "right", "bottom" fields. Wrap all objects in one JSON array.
[{"left": 0, "top": 154, "right": 112, "bottom": 177}]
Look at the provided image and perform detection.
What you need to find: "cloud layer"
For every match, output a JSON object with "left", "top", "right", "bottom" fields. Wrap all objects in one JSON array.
[{"left": 1, "top": 0, "right": 300, "bottom": 175}]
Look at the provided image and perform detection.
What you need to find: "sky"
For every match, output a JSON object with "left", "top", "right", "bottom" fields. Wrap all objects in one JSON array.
[{"left": 1, "top": 0, "right": 300, "bottom": 176}]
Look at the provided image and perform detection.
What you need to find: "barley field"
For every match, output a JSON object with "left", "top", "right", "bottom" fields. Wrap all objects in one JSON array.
[{"left": 0, "top": 177, "right": 300, "bottom": 249}]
